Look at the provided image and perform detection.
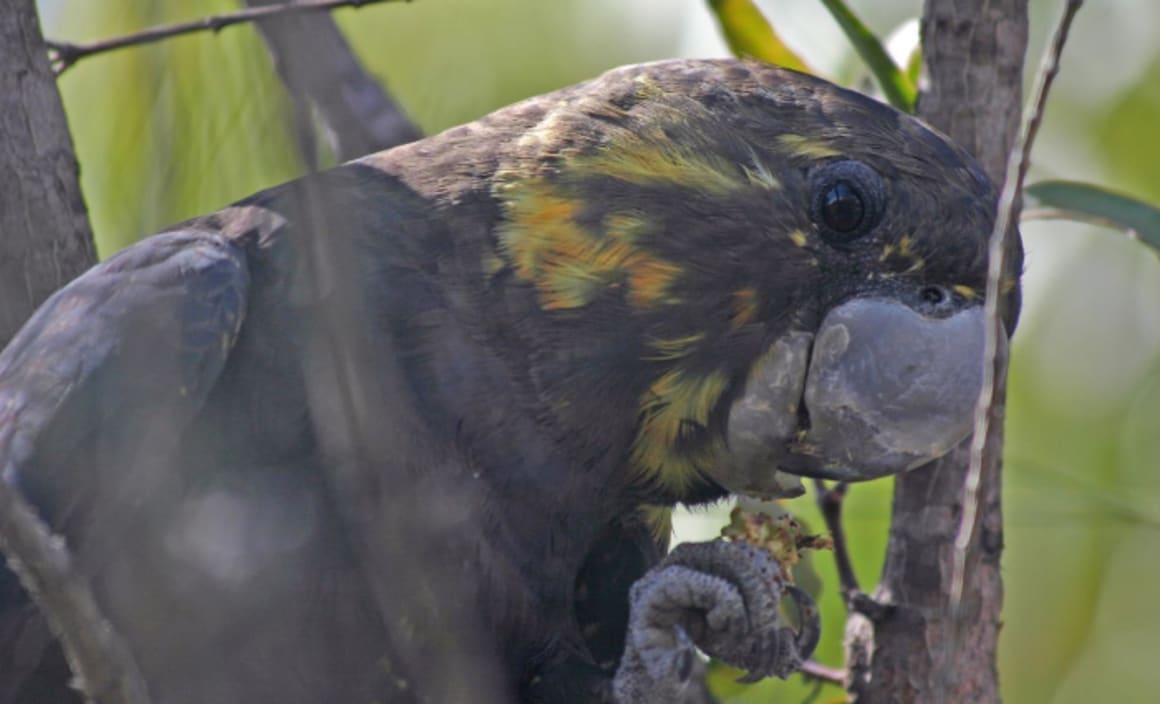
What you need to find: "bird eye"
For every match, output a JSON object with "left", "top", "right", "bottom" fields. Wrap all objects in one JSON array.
[
  {"left": 920, "top": 285, "right": 947, "bottom": 305},
  {"left": 810, "top": 160, "right": 885, "bottom": 243},
  {"left": 820, "top": 181, "right": 864, "bottom": 233}
]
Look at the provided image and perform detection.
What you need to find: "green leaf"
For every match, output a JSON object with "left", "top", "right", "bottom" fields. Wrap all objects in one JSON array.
[
  {"left": 817, "top": 0, "right": 916, "bottom": 112},
  {"left": 706, "top": 0, "right": 810, "bottom": 73},
  {"left": 1023, "top": 180, "right": 1160, "bottom": 252}
]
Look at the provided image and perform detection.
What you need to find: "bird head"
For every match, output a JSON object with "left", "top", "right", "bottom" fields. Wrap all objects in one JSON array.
[{"left": 385, "top": 59, "right": 1023, "bottom": 500}]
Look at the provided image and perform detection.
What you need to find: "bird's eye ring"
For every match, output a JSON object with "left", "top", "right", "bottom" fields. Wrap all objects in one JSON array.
[{"left": 810, "top": 160, "right": 885, "bottom": 244}]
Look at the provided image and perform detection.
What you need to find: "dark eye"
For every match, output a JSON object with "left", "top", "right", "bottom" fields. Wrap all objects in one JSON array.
[
  {"left": 920, "top": 285, "right": 947, "bottom": 305},
  {"left": 810, "top": 160, "right": 885, "bottom": 243},
  {"left": 821, "top": 181, "right": 864, "bottom": 233}
]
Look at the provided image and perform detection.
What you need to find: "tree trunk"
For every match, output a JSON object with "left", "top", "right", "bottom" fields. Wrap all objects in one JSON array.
[
  {"left": 844, "top": 2, "right": 1028, "bottom": 702},
  {"left": 0, "top": 4, "right": 114, "bottom": 703},
  {"left": 0, "top": 0, "right": 96, "bottom": 347}
]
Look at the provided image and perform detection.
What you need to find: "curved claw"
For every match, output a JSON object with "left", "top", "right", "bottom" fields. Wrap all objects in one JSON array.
[
  {"left": 733, "top": 584, "right": 820, "bottom": 684},
  {"left": 671, "top": 625, "right": 697, "bottom": 684},
  {"left": 785, "top": 585, "right": 821, "bottom": 660},
  {"left": 736, "top": 585, "right": 820, "bottom": 683}
]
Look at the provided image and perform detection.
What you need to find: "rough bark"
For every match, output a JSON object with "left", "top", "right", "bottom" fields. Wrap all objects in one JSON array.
[
  {"left": 0, "top": 0, "right": 97, "bottom": 347},
  {"left": 0, "top": 4, "right": 145, "bottom": 704},
  {"left": 844, "top": 2, "right": 1028, "bottom": 703}
]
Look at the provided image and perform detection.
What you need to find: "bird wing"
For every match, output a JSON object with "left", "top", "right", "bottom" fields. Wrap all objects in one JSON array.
[{"left": 0, "top": 221, "right": 252, "bottom": 704}]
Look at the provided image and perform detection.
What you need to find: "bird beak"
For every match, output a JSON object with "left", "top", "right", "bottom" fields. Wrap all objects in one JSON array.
[{"left": 718, "top": 298, "right": 994, "bottom": 495}]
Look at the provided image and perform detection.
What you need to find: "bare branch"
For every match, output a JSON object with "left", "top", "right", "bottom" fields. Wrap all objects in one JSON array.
[
  {"left": 1, "top": 4, "right": 137, "bottom": 701},
  {"left": 0, "top": 1, "right": 96, "bottom": 347},
  {"left": 0, "top": 475, "right": 151, "bottom": 704},
  {"left": 951, "top": 0, "right": 1084, "bottom": 608},
  {"left": 244, "top": 0, "right": 421, "bottom": 161},
  {"left": 799, "top": 659, "right": 846, "bottom": 686},
  {"left": 844, "top": 2, "right": 1030, "bottom": 701},
  {"left": 46, "top": 0, "right": 407, "bottom": 75},
  {"left": 812, "top": 480, "right": 860, "bottom": 596},
  {"left": 812, "top": 480, "right": 895, "bottom": 628}
]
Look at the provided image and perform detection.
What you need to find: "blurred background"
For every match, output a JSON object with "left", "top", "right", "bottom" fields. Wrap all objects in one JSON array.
[{"left": 35, "top": 0, "right": 1160, "bottom": 701}]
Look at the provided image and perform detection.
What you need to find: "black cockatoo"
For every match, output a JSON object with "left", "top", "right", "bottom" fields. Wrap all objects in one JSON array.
[{"left": 0, "top": 59, "right": 1021, "bottom": 703}]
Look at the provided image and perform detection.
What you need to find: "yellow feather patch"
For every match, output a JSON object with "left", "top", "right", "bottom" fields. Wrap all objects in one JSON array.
[
  {"left": 897, "top": 234, "right": 917, "bottom": 258},
  {"left": 496, "top": 177, "right": 686, "bottom": 311},
  {"left": 645, "top": 332, "right": 706, "bottom": 362},
  {"left": 788, "top": 229, "right": 808, "bottom": 248},
  {"left": 881, "top": 235, "right": 925, "bottom": 271},
  {"left": 537, "top": 262, "right": 617, "bottom": 310},
  {"left": 632, "top": 368, "right": 729, "bottom": 489},
  {"left": 777, "top": 134, "right": 841, "bottom": 159},
  {"left": 582, "top": 140, "right": 747, "bottom": 195},
  {"left": 628, "top": 258, "right": 683, "bottom": 307},
  {"left": 482, "top": 253, "right": 506, "bottom": 276},
  {"left": 952, "top": 285, "right": 976, "bottom": 300},
  {"left": 743, "top": 155, "right": 781, "bottom": 190},
  {"left": 631, "top": 74, "right": 666, "bottom": 101},
  {"left": 496, "top": 184, "right": 589, "bottom": 281},
  {"left": 730, "top": 288, "right": 760, "bottom": 328},
  {"left": 604, "top": 212, "right": 653, "bottom": 245},
  {"left": 640, "top": 504, "right": 674, "bottom": 543}
]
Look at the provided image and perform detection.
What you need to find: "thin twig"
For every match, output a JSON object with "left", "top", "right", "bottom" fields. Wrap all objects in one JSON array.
[
  {"left": 799, "top": 659, "right": 847, "bottom": 686},
  {"left": 0, "top": 470, "right": 151, "bottom": 704},
  {"left": 950, "top": 0, "right": 1084, "bottom": 609},
  {"left": 812, "top": 479, "right": 860, "bottom": 597},
  {"left": 813, "top": 479, "right": 892, "bottom": 623},
  {"left": 46, "top": 0, "right": 406, "bottom": 75}
]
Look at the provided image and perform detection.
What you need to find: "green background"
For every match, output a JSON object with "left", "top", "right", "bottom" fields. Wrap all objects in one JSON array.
[{"left": 36, "top": 1, "right": 1160, "bottom": 701}]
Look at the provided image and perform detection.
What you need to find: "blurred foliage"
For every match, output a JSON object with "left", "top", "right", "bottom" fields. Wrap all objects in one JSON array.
[
  {"left": 815, "top": 0, "right": 915, "bottom": 111},
  {"left": 706, "top": 0, "right": 810, "bottom": 72},
  {"left": 44, "top": 0, "right": 681, "bottom": 254},
  {"left": 1025, "top": 181, "right": 1160, "bottom": 250},
  {"left": 36, "top": 0, "right": 1160, "bottom": 702},
  {"left": 45, "top": 0, "right": 306, "bottom": 254}
]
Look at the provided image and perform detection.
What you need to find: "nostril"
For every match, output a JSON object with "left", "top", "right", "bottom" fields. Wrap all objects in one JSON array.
[{"left": 920, "top": 286, "right": 948, "bottom": 306}]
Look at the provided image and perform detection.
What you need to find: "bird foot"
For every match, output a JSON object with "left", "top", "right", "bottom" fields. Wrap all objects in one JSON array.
[{"left": 612, "top": 539, "right": 819, "bottom": 703}]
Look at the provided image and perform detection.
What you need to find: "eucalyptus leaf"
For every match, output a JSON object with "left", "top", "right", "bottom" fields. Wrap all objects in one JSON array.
[
  {"left": 1023, "top": 180, "right": 1160, "bottom": 252},
  {"left": 706, "top": 0, "right": 810, "bottom": 73},
  {"left": 818, "top": 0, "right": 916, "bottom": 112}
]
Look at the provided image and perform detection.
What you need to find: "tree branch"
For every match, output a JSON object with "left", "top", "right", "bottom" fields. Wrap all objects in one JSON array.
[
  {"left": 0, "top": 2, "right": 96, "bottom": 347},
  {"left": 812, "top": 480, "right": 860, "bottom": 598},
  {"left": 46, "top": 0, "right": 408, "bottom": 75},
  {"left": 952, "top": 0, "right": 1083, "bottom": 609},
  {"left": 844, "top": 2, "right": 1029, "bottom": 702},
  {"left": 244, "top": 0, "right": 422, "bottom": 161},
  {"left": 0, "top": 476, "right": 151, "bottom": 704},
  {"left": 1, "top": 4, "right": 145, "bottom": 703},
  {"left": 800, "top": 660, "right": 847, "bottom": 686}
]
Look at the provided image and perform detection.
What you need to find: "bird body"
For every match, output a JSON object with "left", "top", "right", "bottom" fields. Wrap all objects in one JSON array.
[{"left": 0, "top": 59, "right": 1020, "bottom": 703}]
